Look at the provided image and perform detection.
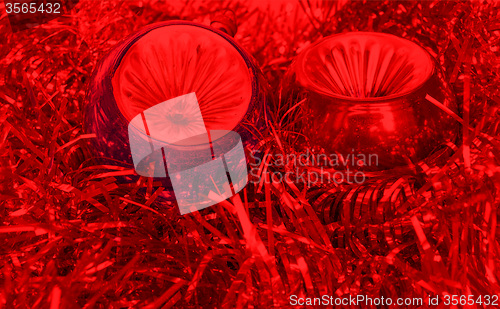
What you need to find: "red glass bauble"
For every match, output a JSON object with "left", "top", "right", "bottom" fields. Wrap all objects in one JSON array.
[
  {"left": 85, "top": 21, "right": 269, "bottom": 185},
  {"left": 285, "top": 32, "right": 459, "bottom": 170}
]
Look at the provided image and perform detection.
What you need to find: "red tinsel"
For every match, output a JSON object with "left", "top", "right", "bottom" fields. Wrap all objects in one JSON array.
[{"left": 1, "top": 0, "right": 500, "bottom": 308}]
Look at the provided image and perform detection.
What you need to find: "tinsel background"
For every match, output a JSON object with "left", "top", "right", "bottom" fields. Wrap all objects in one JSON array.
[{"left": 1, "top": 0, "right": 500, "bottom": 308}]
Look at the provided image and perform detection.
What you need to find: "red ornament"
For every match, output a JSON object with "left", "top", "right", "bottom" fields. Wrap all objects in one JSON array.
[
  {"left": 85, "top": 20, "right": 269, "bottom": 187},
  {"left": 285, "top": 32, "right": 459, "bottom": 170}
]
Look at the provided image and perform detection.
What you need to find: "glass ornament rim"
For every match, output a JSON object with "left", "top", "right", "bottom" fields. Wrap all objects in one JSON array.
[
  {"left": 294, "top": 31, "right": 436, "bottom": 103},
  {"left": 112, "top": 21, "right": 254, "bottom": 125}
]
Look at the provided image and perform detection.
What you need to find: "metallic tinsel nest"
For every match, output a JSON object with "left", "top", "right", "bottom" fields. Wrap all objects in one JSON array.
[{"left": 1, "top": 0, "right": 499, "bottom": 307}]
